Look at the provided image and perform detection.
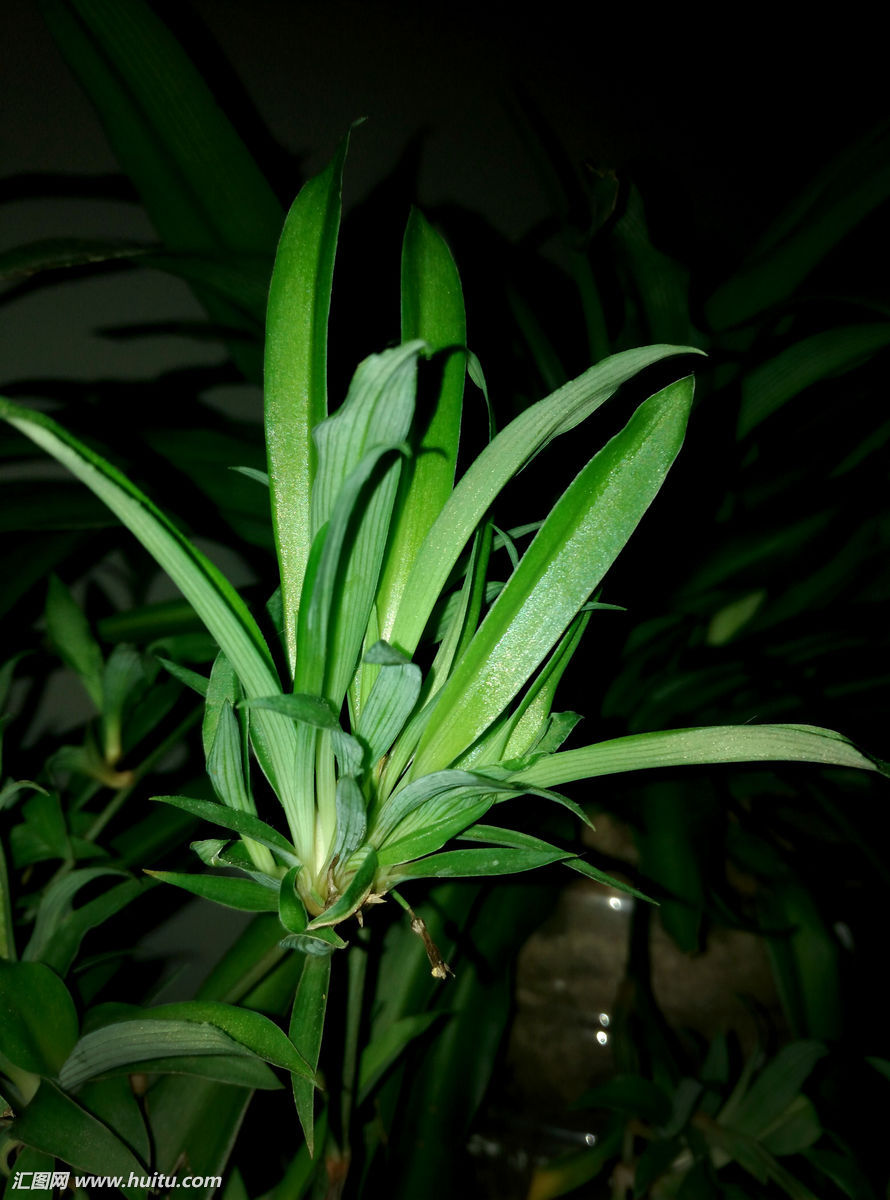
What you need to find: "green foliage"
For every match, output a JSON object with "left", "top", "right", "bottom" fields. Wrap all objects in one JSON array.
[{"left": 1, "top": 5, "right": 887, "bottom": 1199}]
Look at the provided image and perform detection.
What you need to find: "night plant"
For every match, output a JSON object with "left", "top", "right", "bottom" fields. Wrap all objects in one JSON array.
[{"left": 0, "top": 141, "right": 884, "bottom": 1163}]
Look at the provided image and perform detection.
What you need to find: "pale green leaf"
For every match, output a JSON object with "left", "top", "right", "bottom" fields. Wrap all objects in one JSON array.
[
  {"left": 357, "top": 660, "right": 422, "bottom": 770},
  {"left": 512, "top": 724, "right": 882, "bottom": 790},
  {"left": 410, "top": 376, "right": 695, "bottom": 775},
  {"left": 390, "top": 345, "right": 702, "bottom": 660},
  {"left": 241, "top": 693, "right": 339, "bottom": 730},
  {"left": 306, "top": 846, "right": 378, "bottom": 929},
  {"left": 374, "top": 209, "right": 466, "bottom": 646},
  {"left": 265, "top": 140, "right": 347, "bottom": 676},
  {"left": 331, "top": 776, "right": 367, "bottom": 865}
]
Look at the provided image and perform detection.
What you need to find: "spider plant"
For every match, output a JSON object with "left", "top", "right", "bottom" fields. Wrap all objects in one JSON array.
[{"left": 0, "top": 144, "right": 883, "bottom": 1159}]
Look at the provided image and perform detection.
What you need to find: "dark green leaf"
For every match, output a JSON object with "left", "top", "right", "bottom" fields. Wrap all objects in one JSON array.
[
  {"left": 152, "top": 795, "right": 299, "bottom": 866},
  {"left": 10, "top": 1081, "right": 146, "bottom": 1195},
  {"left": 388, "top": 844, "right": 571, "bottom": 881},
  {"left": 145, "top": 870, "right": 278, "bottom": 912},
  {"left": 0, "top": 960, "right": 79, "bottom": 1075},
  {"left": 289, "top": 955, "right": 331, "bottom": 1155}
]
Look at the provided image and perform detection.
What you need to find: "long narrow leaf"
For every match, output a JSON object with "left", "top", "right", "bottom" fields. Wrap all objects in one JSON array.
[
  {"left": 410, "top": 376, "right": 695, "bottom": 776},
  {"left": 738, "top": 324, "right": 890, "bottom": 437},
  {"left": 290, "top": 956, "right": 331, "bottom": 1156},
  {"left": 512, "top": 724, "right": 883, "bottom": 790},
  {"left": 374, "top": 209, "right": 466, "bottom": 645},
  {"left": 0, "top": 397, "right": 310, "bottom": 856},
  {"left": 387, "top": 845, "right": 573, "bottom": 881},
  {"left": 389, "top": 345, "right": 701, "bottom": 659},
  {"left": 59, "top": 1018, "right": 274, "bottom": 1090},
  {"left": 145, "top": 870, "right": 278, "bottom": 912},
  {"left": 152, "top": 795, "right": 300, "bottom": 866},
  {"left": 265, "top": 141, "right": 347, "bottom": 676}
]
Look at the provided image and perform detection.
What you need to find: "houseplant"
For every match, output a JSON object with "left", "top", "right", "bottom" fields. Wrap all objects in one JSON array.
[{"left": 2, "top": 4, "right": 887, "bottom": 1197}]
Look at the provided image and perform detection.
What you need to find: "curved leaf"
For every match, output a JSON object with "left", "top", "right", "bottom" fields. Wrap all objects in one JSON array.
[{"left": 512, "top": 723, "right": 883, "bottom": 790}]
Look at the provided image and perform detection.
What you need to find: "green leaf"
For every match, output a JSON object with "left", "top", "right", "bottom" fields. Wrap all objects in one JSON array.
[
  {"left": 373, "top": 209, "right": 466, "bottom": 646},
  {"left": 207, "top": 700, "right": 251, "bottom": 813},
  {"left": 289, "top": 955, "right": 331, "bottom": 1156},
  {"left": 867, "top": 1055, "right": 890, "bottom": 1083},
  {"left": 410, "top": 376, "right": 695, "bottom": 775},
  {"left": 357, "top": 659, "right": 422, "bottom": 770},
  {"left": 59, "top": 1017, "right": 282, "bottom": 1091},
  {"left": 363, "top": 639, "right": 411, "bottom": 665},
  {"left": 307, "top": 845, "right": 379, "bottom": 929},
  {"left": 723, "top": 1042, "right": 827, "bottom": 1141},
  {"left": 279, "top": 928, "right": 347, "bottom": 956},
  {"left": 500, "top": 612, "right": 589, "bottom": 761},
  {"left": 10, "top": 1081, "right": 147, "bottom": 1196},
  {"left": 207, "top": 699, "right": 275, "bottom": 876},
  {"left": 803, "top": 1148, "right": 878, "bottom": 1200},
  {"left": 278, "top": 865, "right": 308, "bottom": 935},
  {"left": 454, "top": 827, "right": 642, "bottom": 903},
  {"left": 202, "top": 651, "right": 239, "bottom": 761},
  {"left": 759, "top": 1095, "right": 822, "bottom": 1157},
  {"left": 144, "top": 1074, "right": 251, "bottom": 1198},
  {"left": 13, "top": 791, "right": 71, "bottom": 865},
  {"left": 331, "top": 776, "right": 367, "bottom": 865},
  {"left": 265, "top": 140, "right": 347, "bottom": 676},
  {"left": 99, "top": 644, "right": 145, "bottom": 762},
  {"left": 705, "top": 123, "right": 890, "bottom": 329},
  {"left": 390, "top": 345, "right": 702, "bottom": 660},
  {"left": 0, "top": 396, "right": 308, "bottom": 858},
  {"left": 421, "top": 519, "right": 494, "bottom": 705},
  {"left": 375, "top": 796, "right": 495, "bottom": 867},
  {"left": 42, "top": 0, "right": 282, "bottom": 381},
  {"left": 512, "top": 723, "right": 882, "bottom": 790},
  {"left": 0, "top": 837, "right": 13, "bottom": 961},
  {"left": 613, "top": 183, "right": 692, "bottom": 344},
  {"left": 155, "top": 655, "right": 209, "bottom": 697},
  {"left": 563, "top": 858, "right": 653, "bottom": 902},
  {"left": 371, "top": 769, "right": 512, "bottom": 847},
  {"left": 122, "top": 1000, "right": 314, "bottom": 1080},
  {"left": 573, "top": 1074, "right": 672, "bottom": 1125},
  {"left": 700, "top": 1121, "right": 817, "bottom": 1199},
  {"left": 22, "top": 868, "right": 142, "bottom": 975},
  {"left": 152, "top": 795, "right": 300, "bottom": 867},
  {"left": 388, "top": 844, "right": 572, "bottom": 881},
  {"left": 45, "top": 574, "right": 104, "bottom": 709},
  {"left": 738, "top": 324, "right": 890, "bottom": 437},
  {"left": 302, "top": 343, "right": 421, "bottom": 710},
  {"left": 242, "top": 693, "right": 340, "bottom": 729},
  {"left": 357, "top": 1011, "right": 442, "bottom": 1104},
  {"left": 145, "top": 870, "right": 278, "bottom": 912},
  {"left": 0, "top": 960, "right": 79, "bottom": 1075}
]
